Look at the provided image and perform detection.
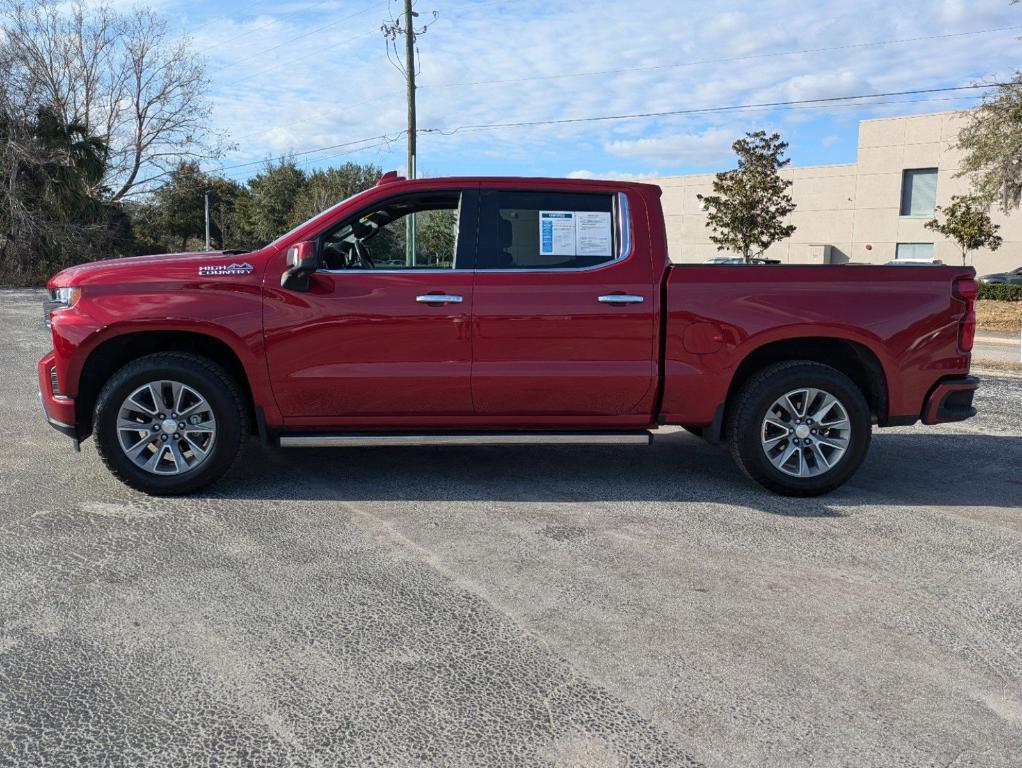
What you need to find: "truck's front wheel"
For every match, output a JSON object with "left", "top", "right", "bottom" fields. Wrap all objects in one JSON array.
[
  {"left": 94, "top": 353, "right": 248, "bottom": 496},
  {"left": 727, "top": 361, "right": 871, "bottom": 496}
]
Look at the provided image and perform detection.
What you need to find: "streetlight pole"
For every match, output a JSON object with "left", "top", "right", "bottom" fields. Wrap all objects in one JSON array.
[{"left": 204, "top": 190, "right": 211, "bottom": 251}]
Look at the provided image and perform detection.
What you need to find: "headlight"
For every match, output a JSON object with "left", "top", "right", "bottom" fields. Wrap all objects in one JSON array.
[{"left": 43, "top": 287, "right": 81, "bottom": 328}]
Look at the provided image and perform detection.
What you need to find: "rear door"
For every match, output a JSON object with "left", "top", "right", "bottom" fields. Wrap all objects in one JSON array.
[{"left": 470, "top": 187, "right": 657, "bottom": 418}]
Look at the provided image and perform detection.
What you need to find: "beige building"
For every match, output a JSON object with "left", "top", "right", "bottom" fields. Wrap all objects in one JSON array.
[{"left": 654, "top": 111, "right": 1020, "bottom": 273}]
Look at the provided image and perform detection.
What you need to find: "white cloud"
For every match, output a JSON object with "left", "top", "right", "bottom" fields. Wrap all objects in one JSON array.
[
  {"left": 785, "top": 70, "right": 874, "bottom": 102},
  {"left": 566, "top": 170, "right": 662, "bottom": 181},
  {"left": 604, "top": 128, "right": 737, "bottom": 168}
]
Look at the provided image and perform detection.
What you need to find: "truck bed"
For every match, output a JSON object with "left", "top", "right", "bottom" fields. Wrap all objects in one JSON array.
[{"left": 660, "top": 263, "right": 974, "bottom": 428}]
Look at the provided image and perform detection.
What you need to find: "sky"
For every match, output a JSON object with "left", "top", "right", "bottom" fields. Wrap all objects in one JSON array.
[{"left": 148, "top": 0, "right": 1022, "bottom": 183}]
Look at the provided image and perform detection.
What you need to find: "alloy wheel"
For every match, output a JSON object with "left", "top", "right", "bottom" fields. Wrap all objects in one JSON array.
[
  {"left": 760, "top": 387, "right": 851, "bottom": 478},
  {"left": 116, "top": 380, "right": 217, "bottom": 476}
]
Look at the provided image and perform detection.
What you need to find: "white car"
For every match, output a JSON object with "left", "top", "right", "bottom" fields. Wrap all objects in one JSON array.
[{"left": 703, "top": 256, "right": 782, "bottom": 265}]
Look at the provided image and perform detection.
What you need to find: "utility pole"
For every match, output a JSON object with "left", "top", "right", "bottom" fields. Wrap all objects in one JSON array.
[
  {"left": 203, "top": 190, "right": 211, "bottom": 251},
  {"left": 403, "top": 0, "right": 416, "bottom": 266},
  {"left": 383, "top": 3, "right": 437, "bottom": 265}
]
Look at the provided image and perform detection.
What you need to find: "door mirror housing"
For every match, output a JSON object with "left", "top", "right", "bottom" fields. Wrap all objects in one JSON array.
[{"left": 281, "top": 240, "right": 319, "bottom": 291}]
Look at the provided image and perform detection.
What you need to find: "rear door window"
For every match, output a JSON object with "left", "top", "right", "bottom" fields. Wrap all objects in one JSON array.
[{"left": 475, "top": 190, "right": 619, "bottom": 270}]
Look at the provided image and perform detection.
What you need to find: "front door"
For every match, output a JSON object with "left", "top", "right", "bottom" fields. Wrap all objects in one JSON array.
[
  {"left": 264, "top": 189, "right": 477, "bottom": 423},
  {"left": 470, "top": 187, "right": 658, "bottom": 419}
]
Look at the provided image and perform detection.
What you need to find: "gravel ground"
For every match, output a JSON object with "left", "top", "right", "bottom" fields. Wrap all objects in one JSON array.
[{"left": 1, "top": 289, "right": 1020, "bottom": 768}]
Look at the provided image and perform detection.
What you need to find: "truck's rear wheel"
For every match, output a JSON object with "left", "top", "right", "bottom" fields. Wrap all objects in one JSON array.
[
  {"left": 727, "top": 361, "right": 871, "bottom": 496},
  {"left": 94, "top": 353, "right": 248, "bottom": 496}
]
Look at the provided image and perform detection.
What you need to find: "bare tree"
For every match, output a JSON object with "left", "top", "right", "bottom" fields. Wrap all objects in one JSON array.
[{"left": 1, "top": 0, "right": 225, "bottom": 201}]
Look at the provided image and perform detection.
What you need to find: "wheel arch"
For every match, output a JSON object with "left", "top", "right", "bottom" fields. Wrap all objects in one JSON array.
[
  {"left": 75, "top": 330, "right": 257, "bottom": 439},
  {"left": 720, "top": 336, "right": 890, "bottom": 438}
]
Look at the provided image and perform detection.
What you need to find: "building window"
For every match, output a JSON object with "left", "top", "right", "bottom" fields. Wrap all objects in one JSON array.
[
  {"left": 900, "top": 168, "right": 938, "bottom": 216},
  {"left": 895, "top": 242, "right": 935, "bottom": 261}
]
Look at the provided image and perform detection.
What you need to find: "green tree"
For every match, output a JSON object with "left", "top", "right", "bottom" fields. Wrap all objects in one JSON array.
[
  {"left": 925, "top": 195, "right": 1003, "bottom": 265},
  {"left": 33, "top": 107, "right": 107, "bottom": 219},
  {"left": 0, "top": 104, "right": 122, "bottom": 283},
  {"left": 147, "top": 161, "right": 209, "bottom": 251},
  {"left": 132, "top": 163, "right": 247, "bottom": 252},
  {"left": 697, "top": 131, "right": 796, "bottom": 262},
  {"left": 955, "top": 75, "right": 1022, "bottom": 213},
  {"left": 235, "top": 159, "right": 307, "bottom": 247},
  {"left": 291, "top": 162, "right": 382, "bottom": 223},
  {"left": 206, "top": 177, "right": 246, "bottom": 250},
  {"left": 418, "top": 208, "right": 457, "bottom": 264}
]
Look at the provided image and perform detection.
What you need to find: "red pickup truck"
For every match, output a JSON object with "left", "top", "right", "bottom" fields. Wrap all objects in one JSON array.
[{"left": 38, "top": 174, "right": 979, "bottom": 497}]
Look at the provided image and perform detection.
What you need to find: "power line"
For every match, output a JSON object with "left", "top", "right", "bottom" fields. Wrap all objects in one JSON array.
[
  {"left": 212, "top": 133, "right": 406, "bottom": 174},
  {"left": 137, "top": 81, "right": 1005, "bottom": 192},
  {"left": 214, "top": 21, "right": 1018, "bottom": 147},
  {"left": 421, "top": 83, "right": 1007, "bottom": 135},
  {"left": 212, "top": 0, "right": 507, "bottom": 91},
  {"left": 419, "top": 24, "right": 1022, "bottom": 90},
  {"left": 183, "top": 1, "right": 386, "bottom": 71},
  {"left": 217, "top": 30, "right": 379, "bottom": 89},
  {"left": 212, "top": 1, "right": 383, "bottom": 76}
]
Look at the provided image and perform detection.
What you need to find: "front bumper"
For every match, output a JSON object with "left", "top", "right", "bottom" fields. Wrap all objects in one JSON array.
[
  {"left": 922, "top": 375, "right": 979, "bottom": 425},
  {"left": 37, "top": 352, "right": 77, "bottom": 440}
]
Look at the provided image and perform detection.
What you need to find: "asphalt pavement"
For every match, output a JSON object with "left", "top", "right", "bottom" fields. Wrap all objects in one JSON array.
[{"left": 2, "top": 289, "right": 1020, "bottom": 767}]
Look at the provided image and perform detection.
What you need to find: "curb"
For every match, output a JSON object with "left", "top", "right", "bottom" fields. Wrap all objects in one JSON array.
[{"left": 972, "top": 363, "right": 1022, "bottom": 379}]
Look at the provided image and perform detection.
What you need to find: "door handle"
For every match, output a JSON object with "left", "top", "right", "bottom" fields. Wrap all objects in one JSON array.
[
  {"left": 416, "top": 294, "right": 464, "bottom": 304},
  {"left": 597, "top": 294, "right": 644, "bottom": 304}
]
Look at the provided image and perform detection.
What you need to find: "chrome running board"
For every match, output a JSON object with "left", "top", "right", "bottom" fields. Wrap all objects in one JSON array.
[{"left": 279, "top": 431, "right": 653, "bottom": 448}]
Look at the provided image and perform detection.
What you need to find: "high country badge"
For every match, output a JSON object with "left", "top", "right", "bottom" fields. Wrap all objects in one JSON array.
[{"left": 198, "top": 262, "right": 254, "bottom": 276}]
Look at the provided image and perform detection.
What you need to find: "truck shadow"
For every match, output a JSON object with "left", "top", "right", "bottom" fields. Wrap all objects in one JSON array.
[{"left": 210, "top": 430, "right": 1022, "bottom": 515}]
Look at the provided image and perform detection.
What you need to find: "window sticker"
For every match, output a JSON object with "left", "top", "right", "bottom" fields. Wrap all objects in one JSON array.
[
  {"left": 575, "top": 211, "right": 613, "bottom": 257},
  {"left": 539, "top": 211, "right": 576, "bottom": 256},
  {"left": 539, "top": 210, "right": 613, "bottom": 257}
]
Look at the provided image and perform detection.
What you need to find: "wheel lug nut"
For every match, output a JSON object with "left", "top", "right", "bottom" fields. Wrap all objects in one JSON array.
[
  {"left": 160, "top": 435, "right": 167, "bottom": 441},
  {"left": 152, "top": 425, "right": 159, "bottom": 431},
  {"left": 178, "top": 422, "right": 185, "bottom": 429},
  {"left": 811, "top": 429, "right": 817, "bottom": 435}
]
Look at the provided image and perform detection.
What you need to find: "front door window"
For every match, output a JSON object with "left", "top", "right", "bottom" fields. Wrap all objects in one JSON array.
[{"left": 320, "top": 193, "right": 461, "bottom": 270}]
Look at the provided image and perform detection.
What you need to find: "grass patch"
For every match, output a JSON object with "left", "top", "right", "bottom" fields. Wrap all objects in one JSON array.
[
  {"left": 972, "top": 359, "right": 1022, "bottom": 377},
  {"left": 976, "top": 300, "right": 1022, "bottom": 333}
]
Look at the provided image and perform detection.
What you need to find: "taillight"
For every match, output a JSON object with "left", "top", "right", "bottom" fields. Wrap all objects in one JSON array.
[{"left": 953, "top": 277, "right": 978, "bottom": 353}]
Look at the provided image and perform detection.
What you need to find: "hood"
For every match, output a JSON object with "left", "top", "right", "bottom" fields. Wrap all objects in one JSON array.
[{"left": 49, "top": 250, "right": 260, "bottom": 287}]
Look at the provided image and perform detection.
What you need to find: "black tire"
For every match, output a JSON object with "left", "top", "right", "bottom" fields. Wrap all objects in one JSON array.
[
  {"left": 94, "top": 352, "right": 248, "bottom": 496},
  {"left": 727, "top": 361, "right": 872, "bottom": 496}
]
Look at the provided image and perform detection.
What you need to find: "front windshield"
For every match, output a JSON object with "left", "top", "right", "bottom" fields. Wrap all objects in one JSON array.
[{"left": 265, "top": 188, "right": 373, "bottom": 249}]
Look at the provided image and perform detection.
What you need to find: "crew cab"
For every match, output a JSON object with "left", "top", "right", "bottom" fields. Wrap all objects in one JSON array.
[{"left": 38, "top": 174, "right": 980, "bottom": 496}]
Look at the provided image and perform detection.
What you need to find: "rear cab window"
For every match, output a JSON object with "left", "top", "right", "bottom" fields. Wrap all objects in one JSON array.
[{"left": 475, "top": 190, "right": 624, "bottom": 270}]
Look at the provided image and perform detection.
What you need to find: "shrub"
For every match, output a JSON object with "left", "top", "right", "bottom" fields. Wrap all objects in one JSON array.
[{"left": 978, "top": 283, "right": 1022, "bottom": 301}]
